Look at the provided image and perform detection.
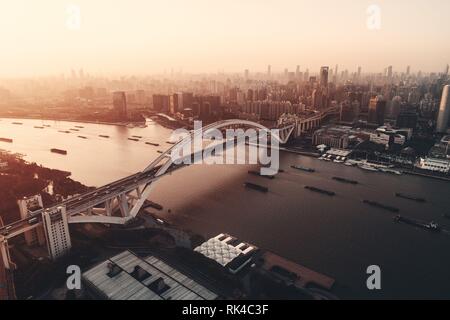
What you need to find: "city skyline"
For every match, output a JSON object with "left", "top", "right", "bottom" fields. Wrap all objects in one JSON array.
[{"left": 1, "top": 0, "right": 450, "bottom": 77}]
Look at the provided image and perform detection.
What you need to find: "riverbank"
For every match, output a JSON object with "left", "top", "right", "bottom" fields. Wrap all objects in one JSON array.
[
  {"left": 0, "top": 115, "right": 144, "bottom": 127},
  {"left": 0, "top": 150, "right": 92, "bottom": 224}
]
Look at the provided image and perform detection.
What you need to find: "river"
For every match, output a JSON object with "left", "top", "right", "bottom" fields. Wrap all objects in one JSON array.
[{"left": 1, "top": 117, "right": 450, "bottom": 299}]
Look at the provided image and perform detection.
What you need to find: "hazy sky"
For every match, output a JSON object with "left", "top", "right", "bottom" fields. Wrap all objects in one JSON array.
[{"left": 1, "top": 0, "right": 449, "bottom": 77}]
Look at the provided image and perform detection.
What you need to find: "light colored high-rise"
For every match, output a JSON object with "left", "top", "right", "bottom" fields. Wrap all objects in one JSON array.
[
  {"left": 42, "top": 206, "right": 72, "bottom": 260},
  {"left": 436, "top": 85, "right": 450, "bottom": 133}
]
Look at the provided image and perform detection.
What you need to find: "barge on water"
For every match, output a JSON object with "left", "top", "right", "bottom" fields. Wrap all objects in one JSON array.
[
  {"left": 395, "top": 193, "right": 426, "bottom": 203},
  {"left": 146, "top": 142, "right": 160, "bottom": 146},
  {"left": 50, "top": 148, "right": 67, "bottom": 155},
  {"left": 305, "top": 186, "right": 335, "bottom": 196},
  {"left": 99, "top": 135, "right": 110, "bottom": 138},
  {"left": 132, "top": 135, "right": 142, "bottom": 139},
  {"left": 248, "top": 170, "right": 275, "bottom": 179},
  {"left": 291, "top": 165, "right": 315, "bottom": 173},
  {"left": 363, "top": 200, "right": 399, "bottom": 213},
  {"left": 78, "top": 136, "right": 88, "bottom": 139},
  {"left": 394, "top": 215, "right": 441, "bottom": 232},
  {"left": 75, "top": 126, "right": 84, "bottom": 128},
  {"left": 128, "top": 138, "right": 139, "bottom": 141},
  {"left": 12, "top": 122, "right": 23, "bottom": 125},
  {"left": 34, "top": 126, "right": 44, "bottom": 129},
  {"left": 0, "top": 138, "right": 13, "bottom": 143},
  {"left": 244, "top": 182, "right": 269, "bottom": 193},
  {"left": 332, "top": 177, "right": 358, "bottom": 185}
]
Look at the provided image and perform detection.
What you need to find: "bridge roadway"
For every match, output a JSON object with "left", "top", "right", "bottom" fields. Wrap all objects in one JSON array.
[
  {"left": 0, "top": 162, "right": 185, "bottom": 239},
  {"left": 0, "top": 119, "right": 291, "bottom": 239}
]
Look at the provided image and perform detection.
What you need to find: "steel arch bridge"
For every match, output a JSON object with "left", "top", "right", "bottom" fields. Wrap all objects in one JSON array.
[{"left": 0, "top": 119, "right": 294, "bottom": 236}]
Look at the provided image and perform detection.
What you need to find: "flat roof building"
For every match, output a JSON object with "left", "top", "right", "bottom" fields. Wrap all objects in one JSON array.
[{"left": 82, "top": 251, "right": 218, "bottom": 300}]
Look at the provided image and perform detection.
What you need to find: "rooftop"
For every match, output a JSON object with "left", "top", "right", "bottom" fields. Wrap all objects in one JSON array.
[{"left": 82, "top": 250, "right": 218, "bottom": 300}]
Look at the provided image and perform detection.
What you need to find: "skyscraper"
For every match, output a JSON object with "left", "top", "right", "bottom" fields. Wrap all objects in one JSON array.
[
  {"left": 387, "top": 66, "right": 393, "bottom": 79},
  {"left": 320, "top": 66, "right": 329, "bottom": 88},
  {"left": 436, "top": 85, "right": 450, "bottom": 133},
  {"left": 368, "top": 96, "right": 386, "bottom": 126},
  {"left": 113, "top": 91, "right": 127, "bottom": 120}
]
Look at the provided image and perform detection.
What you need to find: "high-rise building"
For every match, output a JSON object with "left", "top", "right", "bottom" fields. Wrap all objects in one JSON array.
[
  {"left": 42, "top": 206, "right": 71, "bottom": 260},
  {"left": 267, "top": 65, "right": 271, "bottom": 77},
  {"left": 152, "top": 94, "right": 170, "bottom": 112},
  {"left": 17, "top": 195, "right": 46, "bottom": 246},
  {"left": 368, "top": 96, "right": 387, "bottom": 126},
  {"left": 406, "top": 65, "right": 411, "bottom": 76},
  {"left": 320, "top": 66, "right": 329, "bottom": 88},
  {"left": 113, "top": 91, "right": 127, "bottom": 120},
  {"left": 387, "top": 66, "right": 393, "bottom": 79},
  {"left": 436, "top": 85, "right": 450, "bottom": 133}
]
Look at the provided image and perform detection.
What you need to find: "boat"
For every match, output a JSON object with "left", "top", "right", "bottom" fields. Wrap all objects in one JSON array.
[
  {"left": 70, "top": 128, "right": 79, "bottom": 131},
  {"left": 244, "top": 182, "right": 269, "bottom": 193},
  {"left": 128, "top": 138, "right": 139, "bottom": 141},
  {"left": 379, "top": 168, "right": 402, "bottom": 175},
  {"left": 75, "top": 126, "right": 84, "bottom": 128},
  {"left": 58, "top": 130, "right": 71, "bottom": 134},
  {"left": 43, "top": 124, "right": 51, "bottom": 127},
  {"left": 157, "top": 150, "right": 163, "bottom": 154},
  {"left": 344, "top": 162, "right": 354, "bottom": 166},
  {"left": 33, "top": 126, "right": 44, "bottom": 129},
  {"left": 12, "top": 122, "right": 23, "bottom": 125},
  {"left": 248, "top": 170, "right": 275, "bottom": 180},
  {"left": 291, "top": 165, "right": 315, "bottom": 173},
  {"left": 166, "top": 141, "right": 176, "bottom": 145},
  {"left": 132, "top": 135, "right": 142, "bottom": 139},
  {"left": 78, "top": 136, "right": 88, "bottom": 139},
  {"left": 50, "top": 148, "right": 67, "bottom": 155},
  {"left": 395, "top": 193, "right": 426, "bottom": 203},
  {"left": 394, "top": 215, "right": 441, "bottom": 232},
  {"left": 359, "top": 164, "right": 378, "bottom": 172},
  {"left": 332, "top": 177, "right": 358, "bottom": 185},
  {"left": 145, "top": 142, "right": 160, "bottom": 147},
  {"left": 305, "top": 186, "right": 335, "bottom": 196},
  {"left": 0, "top": 138, "right": 13, "bottom": 143},
  {"left": 99, "top": 135, "right": 110, "bottom": 138},
  {"left": 363, "top": 200, "right": 399, "bottom": 212}
]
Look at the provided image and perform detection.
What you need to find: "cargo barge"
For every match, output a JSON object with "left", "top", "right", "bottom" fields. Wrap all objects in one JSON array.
[
  {"left": 363, "top": 200, "right": 399, "bottom": 212},
  {"left": 99, "top": 135, "right": 110, "bottom": 138},
  {"left": 78, "top": 136, "right": 88, "bottom": 139},
  {"left": 75, "top": 126, "right": 84, "bottom": 128},
  {"left": 244, "top": 182, "right": 269, "bottom": 193},
  {"left": 50, "top": 148, "right": 67, "bottom": 155},
  {"left": 394, "top": 215, "right": 441, "bottom": 232},
  {"left": 291, "top": 165, "right": 315, "bottom": 173},
  {"left": 33, "top": 126, "right": 44, "bottom": 129},
  {"left": 128, "top": 138, "right": 139, "bottom": 141},
  {"left": 305, "top": 186, "right": 335, "bottom": 196},
  {"left": 0, "top": 138, "right": 13, "bottom": 143},
  {"left": 132, "top": 135, "right": 142, "bottom": 139},
  {"left": 146, "top": 142, "right": 160, "bottom": 146},
  {"left": 12, "top": 122, "right": 23, "bottom": 125},
  {"left": 395, "top": 193, "right": 426, "bottom": 203},
  {"left": 248, "top": 170, "right": 275, "bottom": 179},
  {"left": 332, "top": 177, "right": 358, "bottom": 185}
]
